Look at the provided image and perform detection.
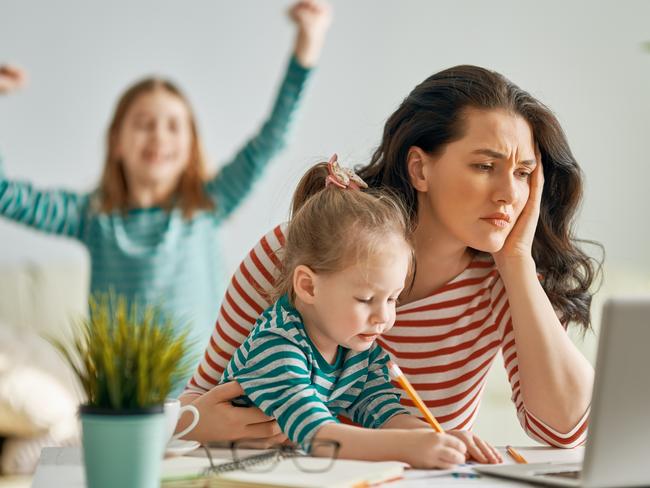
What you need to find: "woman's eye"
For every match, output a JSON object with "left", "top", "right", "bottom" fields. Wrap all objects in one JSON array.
[
  {"left": 387, "top": 297, "right": 398, "bottom": 303},
  {"left": 355, "top": 297, "right": 372, "bottom": 304},
  {"left": 516, "top": 170, "right": 532, "bottom": 179},
  {"left": 473, "top": 163, "right": 493, "bottom": 172}
]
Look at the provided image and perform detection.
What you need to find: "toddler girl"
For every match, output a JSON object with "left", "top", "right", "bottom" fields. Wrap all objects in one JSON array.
[{"left": 221, "top": 155, "right": 500, "bottom": 469}]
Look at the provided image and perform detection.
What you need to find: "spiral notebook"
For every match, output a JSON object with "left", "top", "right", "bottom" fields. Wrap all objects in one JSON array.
[{"left": 161, "top": 454, "right": 405, "bottom": 488}]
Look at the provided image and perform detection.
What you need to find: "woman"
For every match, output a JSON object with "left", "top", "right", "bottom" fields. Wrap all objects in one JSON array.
[{"left": 178, "top": 64, "right": 599, "bottom": 451}]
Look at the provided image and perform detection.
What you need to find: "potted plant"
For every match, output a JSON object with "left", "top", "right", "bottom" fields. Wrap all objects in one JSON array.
[{"left": 51, "top": 293, "right": 193, "bottom": 488}]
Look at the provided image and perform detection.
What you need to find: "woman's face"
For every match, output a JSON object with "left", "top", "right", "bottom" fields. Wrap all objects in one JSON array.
[{"left": 411, "top": 107, "right": 538, "bottom": 253}]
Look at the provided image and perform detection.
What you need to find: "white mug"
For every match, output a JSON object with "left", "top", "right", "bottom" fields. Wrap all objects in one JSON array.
[{"left": 164, "top": 398, "right": 200, "bottom": 443}]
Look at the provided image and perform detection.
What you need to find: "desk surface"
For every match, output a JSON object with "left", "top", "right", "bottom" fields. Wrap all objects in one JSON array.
[{"left": 31, "top": 445, "right": 584, "bottom": 488}]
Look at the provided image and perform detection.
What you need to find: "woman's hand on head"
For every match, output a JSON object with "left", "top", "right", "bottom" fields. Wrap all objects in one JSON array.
[
  {"left": 0, "top": 65, "right": 27, "bottom": 95},
  {"left": 447, "top": 430, "right": 503, "bottom": 464},
  {"left": 179, "top": 381, "right": 287, "bottom": 445},
  {"left": 493, "top": 150, "right": 545, "bottom": 268},
  {"left": 288, "top": 0, "right": 332, "bottom": 67}
]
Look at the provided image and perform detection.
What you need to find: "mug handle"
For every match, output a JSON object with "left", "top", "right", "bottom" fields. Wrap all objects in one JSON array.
[{"left": 172, "top": 405, "right": 200, "bottom": 441}]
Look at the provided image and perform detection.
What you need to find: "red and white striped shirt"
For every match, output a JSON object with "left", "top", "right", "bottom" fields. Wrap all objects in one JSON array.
[{"left": 185, "top": 224, "right": 588, "bottom": 448}]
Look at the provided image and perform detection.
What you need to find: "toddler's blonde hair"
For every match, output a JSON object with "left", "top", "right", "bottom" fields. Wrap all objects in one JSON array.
[{"left": 272, "top": 161, "right": 415, "bottom": 303}]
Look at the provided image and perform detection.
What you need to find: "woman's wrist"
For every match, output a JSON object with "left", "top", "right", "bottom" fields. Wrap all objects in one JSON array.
[{"left": 495, "top": 255, "right": 537, "bottom": 282}]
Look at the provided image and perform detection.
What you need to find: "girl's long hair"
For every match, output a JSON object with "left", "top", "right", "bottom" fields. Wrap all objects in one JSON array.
[{"left": 357, "top": 65, "right": 602, "bottom": 331}]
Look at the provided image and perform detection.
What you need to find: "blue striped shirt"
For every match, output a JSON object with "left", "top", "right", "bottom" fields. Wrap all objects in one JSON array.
[
  {"left": 0, "top": 57, "right": 311, "bottom": 393},
  {"left": 221, "top": 294, "right": 409, "bottom": 447}
]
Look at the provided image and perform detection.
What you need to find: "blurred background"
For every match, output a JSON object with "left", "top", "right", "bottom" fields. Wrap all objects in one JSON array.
[{"left": 1, "top": 0, "right": 649, "bottom": 483}]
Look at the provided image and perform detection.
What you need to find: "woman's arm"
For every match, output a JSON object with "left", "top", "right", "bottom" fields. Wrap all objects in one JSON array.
[
  {"left": 494, "top": 159, "right": 593, "bottom": 438},
  {"left": 499, "top": 260, "right": 593, "bottom": 436}
]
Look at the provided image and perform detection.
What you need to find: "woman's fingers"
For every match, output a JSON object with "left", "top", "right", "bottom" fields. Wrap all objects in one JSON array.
[
  {"left": 521, "top": 152, "right": 544, "bottom": 221},
  {"left": 243, "top": 420, "right": 285, "bottom": 440},
  {"left": 202, "top": 382, "right": 274, "bottom": 421},
  {"left": 236, "top": 404, "right": 275, "bottom": 424},
  {"left": 204, "top": 381, "right": 244, "bottom": 402}
]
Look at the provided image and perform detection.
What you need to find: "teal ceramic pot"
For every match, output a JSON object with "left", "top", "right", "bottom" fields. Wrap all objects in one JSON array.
[{"left": 80, "top": 405, "right": 166, "bottom": 488}]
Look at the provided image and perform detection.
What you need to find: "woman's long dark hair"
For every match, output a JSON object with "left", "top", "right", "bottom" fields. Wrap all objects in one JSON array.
[{"left": 357, "top": 65, "right": 602, "bottom": 332}]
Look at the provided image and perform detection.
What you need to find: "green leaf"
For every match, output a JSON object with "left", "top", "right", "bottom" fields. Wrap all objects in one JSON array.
[{"left": 46, "top": 291, "right": 192, "bottom": 410}]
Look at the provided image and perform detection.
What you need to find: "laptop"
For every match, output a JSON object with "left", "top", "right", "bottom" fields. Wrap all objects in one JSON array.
[{"left": 475, "top": 297, "right": 650, "bottom": 487}]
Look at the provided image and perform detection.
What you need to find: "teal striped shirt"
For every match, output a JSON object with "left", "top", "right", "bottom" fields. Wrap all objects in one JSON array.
[
  {"left": 0, "top": 57, "right": 311, "bottom": 393},
  {"left": 221, "top": 295, "right": 409, "bottom": 448}
]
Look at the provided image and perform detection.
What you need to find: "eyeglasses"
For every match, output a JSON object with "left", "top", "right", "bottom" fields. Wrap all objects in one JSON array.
[{"left": 201, "top": 438, "right": 341, "bottom": 476}]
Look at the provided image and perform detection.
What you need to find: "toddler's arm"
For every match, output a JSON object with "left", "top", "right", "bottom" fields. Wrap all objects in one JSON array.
[{"left": 314, "top": 422, "right": 466, "bottom": 469}]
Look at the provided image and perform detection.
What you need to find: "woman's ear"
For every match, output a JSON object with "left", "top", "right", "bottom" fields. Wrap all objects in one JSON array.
[
  {"left": 293, "top": 265, "right": 317, "bottom": 304},
  {"left": 406, "top": 146, "right": 430, "bottom": 192}
]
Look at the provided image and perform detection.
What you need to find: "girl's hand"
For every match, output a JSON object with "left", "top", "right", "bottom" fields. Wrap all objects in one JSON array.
[
  {"left": 178, "top": 381, "right": 287, "bottom": 446},
  {"left": 493, "top": 149, "right": 544, "bottom": 269},
  {"left": 0, "top": 65, "right": 28, "bottom": 94},
  {"left": 447, "top": 430, "right": 503, "bottom": 464},
  {"left": 289, "top": 0, "right": 332, "bottom": 39},
  {"left": 402, "top": 429, "right": 467, "bottom": 469},
  {"left": 288, "top": 0, "right": 332, "bottom": 67}
]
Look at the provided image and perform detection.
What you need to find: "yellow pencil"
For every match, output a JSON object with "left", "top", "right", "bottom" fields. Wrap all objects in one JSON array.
[
  {"left": 387, "top": 360, "right": 444, "bottom": 433},
  {"left": 506, "top": 445, "right": 528, "bottom": 464}
]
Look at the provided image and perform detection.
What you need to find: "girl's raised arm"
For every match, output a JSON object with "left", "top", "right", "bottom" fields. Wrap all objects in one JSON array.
[
  {"left": 0, "top": 65, "right": 27, "bottom": 94},
  {"left": 205, "top": 1, "right": 331, "bottom": 218}
]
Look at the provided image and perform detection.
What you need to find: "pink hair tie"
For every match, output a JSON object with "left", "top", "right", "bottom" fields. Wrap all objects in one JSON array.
[{"left": 325, "top": 154, "right": 368, "bottom": 190}]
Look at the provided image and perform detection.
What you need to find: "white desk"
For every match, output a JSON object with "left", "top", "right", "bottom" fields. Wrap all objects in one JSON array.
[{"left": 31, "top": 445, "right": 584, "bottom": 488}]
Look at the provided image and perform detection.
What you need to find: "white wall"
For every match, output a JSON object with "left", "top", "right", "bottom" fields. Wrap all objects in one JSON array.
[{"left": 2, "top": 0, "right": 649, "bottom": 444}]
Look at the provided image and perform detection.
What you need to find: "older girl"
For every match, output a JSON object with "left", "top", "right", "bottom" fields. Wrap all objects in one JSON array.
[{"left": 0, "top": 1, "right": 331, "bottom": 393}]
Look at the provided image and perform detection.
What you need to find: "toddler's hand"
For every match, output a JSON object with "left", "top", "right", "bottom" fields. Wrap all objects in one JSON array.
[
  {"left": 0, "top": 65, "right": 27, "bottom": 94},
  {"left": 402, "top": 429, "right": 467, "bottom": 469},
  {"left": 447, "top": 429, "right": 503, "bottom": 464}
]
